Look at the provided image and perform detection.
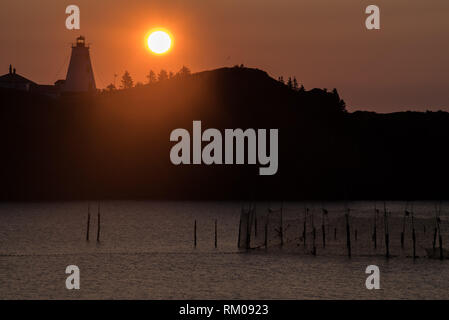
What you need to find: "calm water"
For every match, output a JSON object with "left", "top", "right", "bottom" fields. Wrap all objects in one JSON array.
[{"left": 0, "top": 201, "right": 448, "bottom": 299}]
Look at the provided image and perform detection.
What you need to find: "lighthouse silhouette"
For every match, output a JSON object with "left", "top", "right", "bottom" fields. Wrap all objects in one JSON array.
[{"left": 63, "top": 36, "right": 96, "bottom": 92}]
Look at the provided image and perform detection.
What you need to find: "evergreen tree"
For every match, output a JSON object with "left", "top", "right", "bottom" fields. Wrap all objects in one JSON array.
[
  {"left": 106, "top": 83, "right": 116, "bottom": 92},
  {"left": 339, "top": 99, "right": 347, "bottom": 112},
  {"left": 332, "top": 88, "right": 339, "bottom": 98},
  {"left": 121, "top": 71, "right": 134, "bottom": 89},
  {"left": 287, "top": 77, "right": 293, "bottom": 89},
  {"left": 332, "top": 88, "right": 347, "bottom": 112},
  {"left": 177, "top": 65, "right": 191, "bottom": 78},
  {"left": 146, "top": 70, "right": 157, "bottom": 84},
  {"left": 158, "top": 69, "right": 168, "bottom": 81},
  {"left": 293, "top": 77, "right": 299, "bottom": 91}
]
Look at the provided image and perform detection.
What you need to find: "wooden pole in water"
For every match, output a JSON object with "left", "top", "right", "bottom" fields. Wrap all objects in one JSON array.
[
  {"left": 312, "top": 211, "right": 316, "bottom": 255},
  {"left": 214, "top": 219, "right": 217, "bottom": 248},
  {"left": 303, "top": 216, "right": 307, "bottom": 248},
  {"left": 412, "top": 228, "right": 416, "bottom": 259},
  {"left": 280, "top": 203, "right": 284, "bottom": 247},
  {"left": 96, "top": 203, "right": 101, "bottom": 242},
  {"left": 385, "top": 231, "right": 390, "bottom": 258},
  {"left": 246, "top": 210, "right": 251, "bottom": 250},
  {"left": 237, "top": 218, "right": 242, "bottom": 248},
  {"left": 400, "top": 232, "right": 404, "bottom": 249},
  {"left": 373, "top": 209, "right": 378, "bottom": 249},
  {"left": 264, "top": 221, "right": 268, "bottom": 248},
  {"left": 312, "top": 226, "right": 316, "bottom": 255},
  {"left": 437, "top": 217, "right": 443, "bottom": 260},
  {"left": 345, "top": 210, "right": 351, "bottom": 258},
  {"left": 254, "top": 202, "right": 257, "bottom": 238},
  {"left": 254, "top": 214, "right": 258, "bottom": 238},
  {"left": 86, "top": 203, "right": 90, "bottom": 241},
  {"left": 433, "top": 203, "right": 439, "bottom": 254},
  {"left": 384, "top": 209, "right": 390, "bottom": 259},
  {"left": 412, "top": 213, "right": 416, "bottom": 260},
  {"left": 194, "top": 220, "right": 197, "bottom": 248},
  {"left": 322, "top": 223, "right": 326, "bottom": 248},
  {"left": 401, "top": 211, "right": 408, "bottom": 250},
  {"left": 433, "top": 227, "right": 437, "bottom": 252},
  {"left": 322, "top": 209, "right": 326, "bottom": 248},
  {"left": 373, "top": 225, "right": 377, "bottom": 249}
]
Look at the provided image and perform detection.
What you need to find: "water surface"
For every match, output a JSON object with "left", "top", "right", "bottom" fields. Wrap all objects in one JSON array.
[{"left": 0, "top": 201, "right": 448, "bottom": 299}]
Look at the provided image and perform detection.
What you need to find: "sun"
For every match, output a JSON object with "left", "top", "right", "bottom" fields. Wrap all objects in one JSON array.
[{"left": 147, "top": 30, "right": 172, "bottom": 54}]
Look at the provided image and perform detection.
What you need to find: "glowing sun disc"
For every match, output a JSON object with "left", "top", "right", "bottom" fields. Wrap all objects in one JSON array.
[{"left": 147, "top": 31, "right": 171, "bottom": 54}]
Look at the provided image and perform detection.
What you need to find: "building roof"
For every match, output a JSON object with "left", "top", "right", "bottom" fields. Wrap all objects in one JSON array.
[{"left": 0, "top": 66, "right": 37, "bottom": 86}]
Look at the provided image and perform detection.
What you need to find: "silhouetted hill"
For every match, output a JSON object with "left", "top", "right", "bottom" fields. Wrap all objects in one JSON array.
[{"left": 0, "top": 67, "right": 448, "bottom": 201}]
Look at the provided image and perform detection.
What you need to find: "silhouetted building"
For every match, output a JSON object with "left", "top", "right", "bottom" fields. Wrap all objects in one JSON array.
[
  {"left": 1, "top": 36, "right": 97, "bottom": 97},
  {"left": 0, "top": 65, "right": 37, "bottom": 92},
  {"left": 63, "top": 36, "right": 96, "bottom": 93}
]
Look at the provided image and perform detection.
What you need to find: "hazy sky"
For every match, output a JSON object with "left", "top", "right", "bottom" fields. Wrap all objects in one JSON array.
[{"left": 1, "top": 0, "right": 448, "bottom": 112}]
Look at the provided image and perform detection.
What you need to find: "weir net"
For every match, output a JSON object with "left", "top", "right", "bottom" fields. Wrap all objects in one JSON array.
[{"left": 238, "top": 202, "right": 449, "bottom": 258}]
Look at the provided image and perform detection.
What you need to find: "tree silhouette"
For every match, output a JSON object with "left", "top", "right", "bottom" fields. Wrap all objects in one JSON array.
[
  {"left": 177, "top": 66, "right": 191, "bottom": 78},
  {"left": 287, "top": 77, "right": 293, "bottom": 89},
  {"left": 293, "top": 77, "right": 298, "bottom": 91},
  {"left": 332, "top": 88, "right": 347, "bottom": 112},
  {"left": 121, "top": 71, "right": 134, "bottom": 89},
  {"left": 106, "top": 83, "right": 116, "bottom": 92},
  {"left": 278, "top": 76, "right": 284, "bottom": 84},
  {"left": 158, "top": 69, "right": 168, "bottom": 81},
  {"left": 146, "top": 70, "right": 157, "bottom": 84},
  {"left": 169, "top": 71, "right": 174, "bottom": 79}
]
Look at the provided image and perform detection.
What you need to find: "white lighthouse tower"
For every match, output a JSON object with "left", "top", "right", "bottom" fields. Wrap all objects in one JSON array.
[{"left": 63, "top": 36, "right": 96, "bottom": 92}]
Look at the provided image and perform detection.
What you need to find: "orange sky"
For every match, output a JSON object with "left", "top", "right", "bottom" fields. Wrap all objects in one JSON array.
[{"left": 1, "top": 0, "right": 448, "bottom": 112}]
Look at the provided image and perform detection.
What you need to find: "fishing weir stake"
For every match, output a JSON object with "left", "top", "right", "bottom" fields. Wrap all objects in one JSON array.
[
  {"left": 303, "top": 208, "right": 308, "bottom": 248},
  {"left": 279, "top": 203, "right": 284, "bottom": 247},
  {"left": 322, "top": 209, "right": 327, "bottom": 248},
  {"left": 245, "top": 208, "right": 251, "bottom": 250},
  {"left": 401, "top": 210, "right": 409, "bottom": 250},
  {"left": 86, "top": 203, "right": 90, "bottom": 241},
  {"left": 433, "top": 227, "right": 437, "bottom": 252},
  {"left": 372, "top": 208, "right": 378, "bottom": 249},
  {"left": 264, "top": 221, "right": 268, "bottom": 248},
  {"left": 254, "top": 212, "right": 258, "bottom": 238},
  {"left": 214, "top": 219, "right": 217, "bottom": 249},
  {"left": 96, "top": 203, "right": 101, "bottom": 243},
  {"left": 345, "top": 209, "right": 351, "bottom": 258},
  {"left": 412, "top": 212, "right": 416, "bottom": 259},
  {"left": 194, "top": 220, "right": 197, "bottom": 248},
  {"left": 312, "top": 211, "right": 316, "bottom": 256},
  {"left": 437, "top": 216, "right": 443, "bottom": 260},
  {"left": 384, "top": 207, "right": 390, "bottom": 259},
  {"left": 237, "top": 218, "right": 242, "bottom": 248}
]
